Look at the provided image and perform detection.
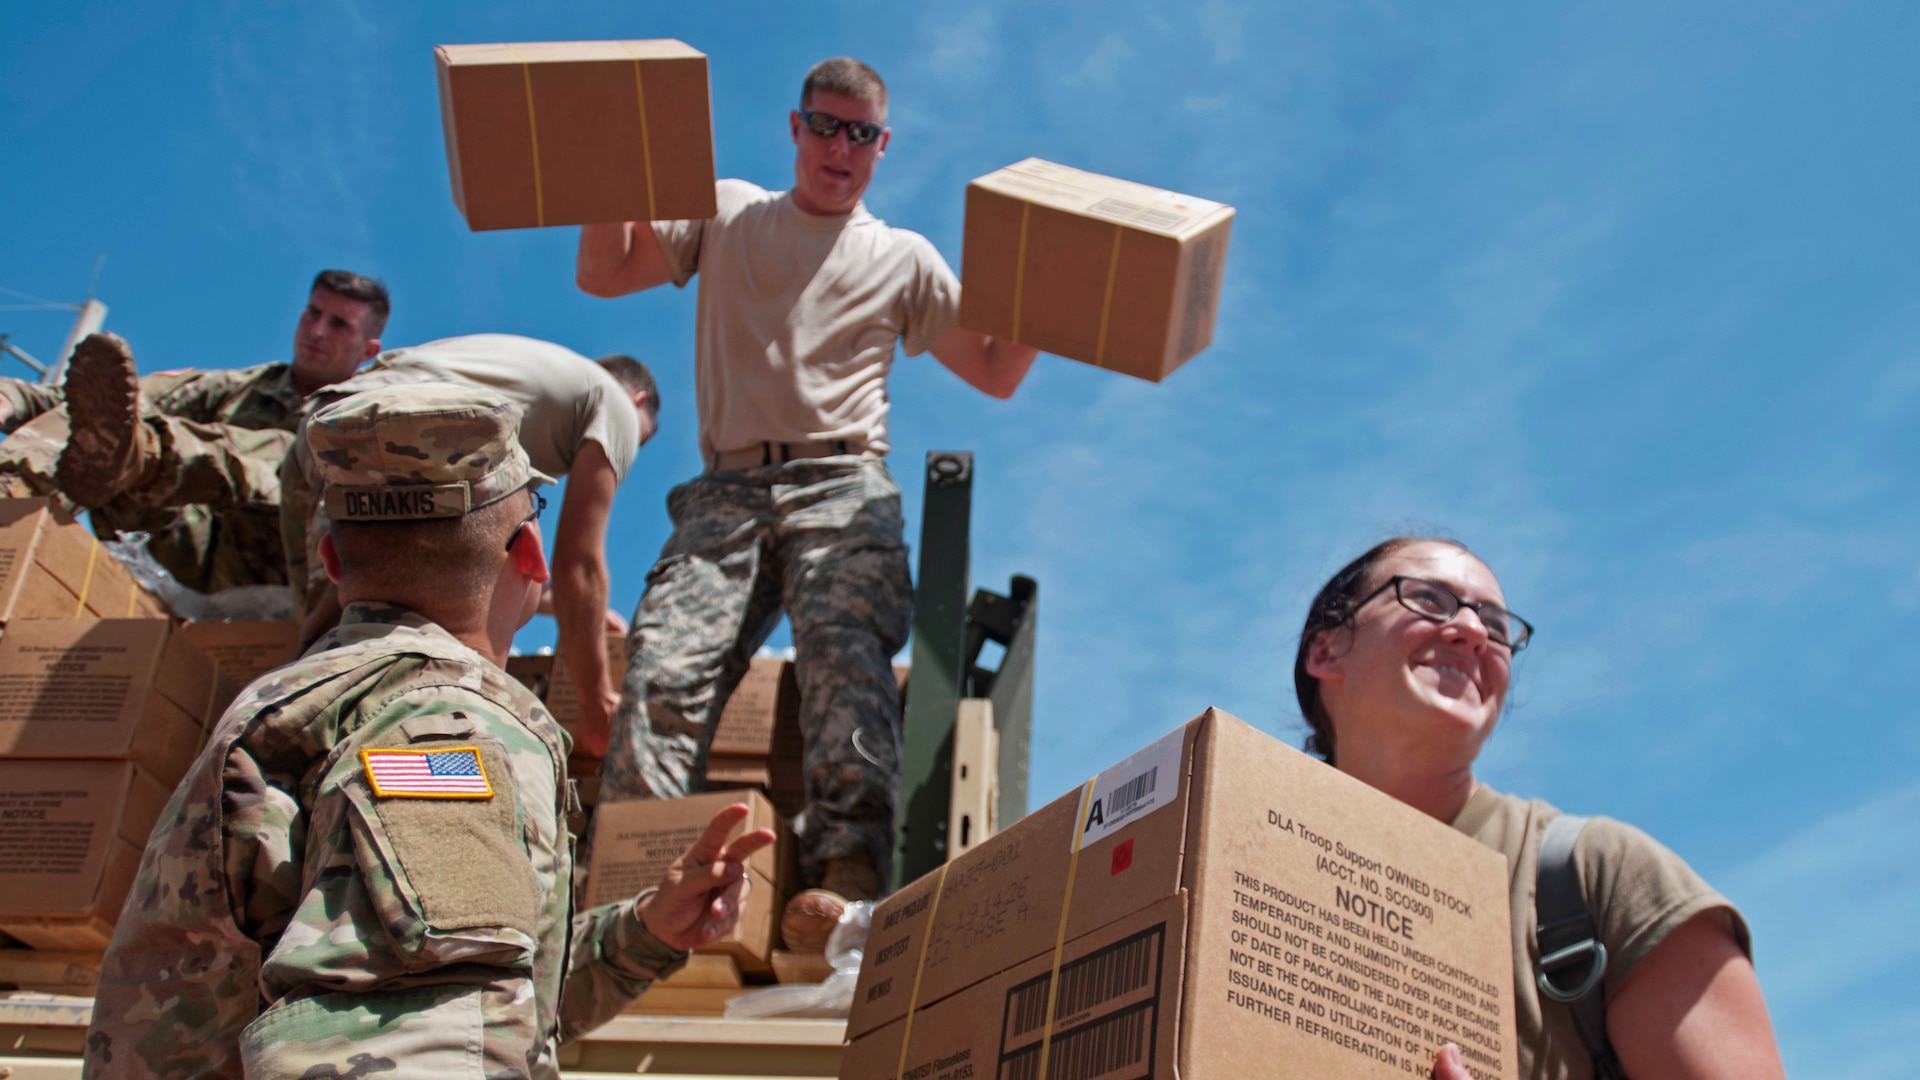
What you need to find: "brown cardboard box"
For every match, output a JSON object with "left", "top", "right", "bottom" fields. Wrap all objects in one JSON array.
[
  {"left": 545, "top": 631, "right": 628, "bottom": 738},
  {"left": 436, "top": 40, "right": 717, "bottom": 231},
  {"left": 845, "top": 709, "right": 1518, "bottom": 1080},
  {"left": 0, "top": 499, "right": 164, "bottom": 625},
  {"left": 0, "top": 619, "right": 236, "bottom": 788},
  {"left": 710, "top": 658, "right": 799, "bottom": 757},
  {"left": 588, "top": 789, "right": 784, "bottom": 973},
  {"left": 959, "top": 159, "right": 1234, "bottom": 383},
  {"left": 505, "top": 652, "right": 555, "bottom": 699},
  {"left": 181, "top": 620, "right": 302, "bottom": 688},
  {"left": 0, "top": 759, "right": 170, "bottom": 949},
  {"left": 845, "top": 894, "right": 1187, "bottom": 1080}
]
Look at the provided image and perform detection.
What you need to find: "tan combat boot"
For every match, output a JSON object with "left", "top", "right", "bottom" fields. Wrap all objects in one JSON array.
[
  {"left": 780, "top": 853, "right": 881, "bottom": 954},
  {"left": 56, "top": 333, "right": 157, "bottom": 509}
]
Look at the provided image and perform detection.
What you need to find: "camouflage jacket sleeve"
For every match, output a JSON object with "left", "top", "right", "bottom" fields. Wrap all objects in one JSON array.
[
  {"left": 144, "top": 363, "right": 299, "bottom": 429},
  {"left": 556, "top": 890, "right": 691, "bottom": 1041},
  {"left": 239, "top": 680, "right": 572, "bottom": 1080}
]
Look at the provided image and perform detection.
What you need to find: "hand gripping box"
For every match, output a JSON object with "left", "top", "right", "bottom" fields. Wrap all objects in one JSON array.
[
  {"left": 845, "top": 710, "right": 1519, "bottom": 1080},
  {"left": 586, "top": 789, "right": 786, "bottom": 974},
  {"left": 959, "top": 159, "right": 1234, "bottom": 384},
  {"left": 0, "top": 499, "right": 164, "bottom": 625},
  {"left": 0, "top": 619, "right": 238, "bottom": 790},
  {"left": 0, "top": 758, "right": 171, "bottom": 949},
  {"left": 436, "top": 39, "right": 718, "bottom": 230}
]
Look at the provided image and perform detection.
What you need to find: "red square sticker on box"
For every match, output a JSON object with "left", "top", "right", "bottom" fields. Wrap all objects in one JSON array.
[{"left": 1111, "top": 838, "right": 1134, "bottom": 876}]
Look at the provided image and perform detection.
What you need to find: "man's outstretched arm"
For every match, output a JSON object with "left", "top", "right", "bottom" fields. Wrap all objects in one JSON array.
[
  {"left": 551, "top": 441, "right": 620, "bottom": 756},
  {"left": 577, "top": 223, "right": 674, "bottom": 298},
  {"left": 929, "top": 327, "right": 1039, "bottom": 400}
]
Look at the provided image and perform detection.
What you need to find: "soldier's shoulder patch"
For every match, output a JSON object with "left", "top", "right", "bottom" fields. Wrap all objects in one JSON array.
[{"left": 361, "top": 746, "right": 494, "bottom": 799}]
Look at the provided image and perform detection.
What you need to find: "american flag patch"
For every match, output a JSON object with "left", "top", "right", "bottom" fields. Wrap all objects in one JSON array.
[{"left": 360, "top": 747, "right": 494, "bottom": 799}]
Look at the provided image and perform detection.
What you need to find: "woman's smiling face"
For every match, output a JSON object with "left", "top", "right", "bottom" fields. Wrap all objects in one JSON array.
[{"left": 1307, "top": 541, "right": 1515, "bottom": 769}]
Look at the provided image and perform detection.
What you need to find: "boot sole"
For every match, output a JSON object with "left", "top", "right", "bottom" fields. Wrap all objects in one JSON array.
[{"left": 56, "top": 333, "right": 142, "bottom": 509}]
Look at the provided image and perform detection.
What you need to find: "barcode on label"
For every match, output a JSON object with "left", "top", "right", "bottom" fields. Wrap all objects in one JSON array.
[
  {"left": 1085, "top": 198, "right": 1188, "bottom": 232},
  {"left": 1000, "top": 1004, "right": 1155, "bottom": 1080},
  {"left": 1004, "top": 924, "right": 1167, "bottom": 1041},
  {"left": 1103, "top": 767, "right": 1157, "bottom": 819}
]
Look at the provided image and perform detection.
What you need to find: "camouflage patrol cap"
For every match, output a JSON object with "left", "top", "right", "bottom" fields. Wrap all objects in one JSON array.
[{"left": 308, "top": 385, "right": 551, "bottom": 523}]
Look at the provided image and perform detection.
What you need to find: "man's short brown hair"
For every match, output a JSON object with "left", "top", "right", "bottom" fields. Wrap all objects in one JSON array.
[
  {"left": 597, "top": 354, "right": 660, "bottom": 418},
  {"left": 312, "top": 269, "right": 391, "bottom": 338},
  {"left": 801, "top": 58, "right": 887, "bottom": 120}
]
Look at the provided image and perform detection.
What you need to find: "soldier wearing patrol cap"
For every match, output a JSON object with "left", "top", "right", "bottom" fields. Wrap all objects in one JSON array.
[{"left": 85, "top": 384, "right": 772, "bottom": 1080}]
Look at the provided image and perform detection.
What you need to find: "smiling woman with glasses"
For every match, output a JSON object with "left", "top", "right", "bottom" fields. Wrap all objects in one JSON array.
[{"left": 1294, "top": 537, "right": 1784, "bottom": 1080}]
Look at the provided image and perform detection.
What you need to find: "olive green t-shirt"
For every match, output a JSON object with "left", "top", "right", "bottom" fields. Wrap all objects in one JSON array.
[{"left": 1450, "top": 784, "right": 1751, "bottom": 1080}]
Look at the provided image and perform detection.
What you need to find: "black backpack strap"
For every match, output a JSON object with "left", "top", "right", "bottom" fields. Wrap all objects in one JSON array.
[{"left": 1534, "top": 814, "right": 1628, "bottom": 1080}]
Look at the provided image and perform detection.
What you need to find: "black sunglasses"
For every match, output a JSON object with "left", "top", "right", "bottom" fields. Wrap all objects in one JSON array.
[
  {"left": 1352, "top": 575, "right": 1534, "bottom": 652},
  {"left": 799, "top": 109, "right": 884, "bottom": 146},
  {"left": 505, "top": 492, "right": 547, "bottom": 553}
]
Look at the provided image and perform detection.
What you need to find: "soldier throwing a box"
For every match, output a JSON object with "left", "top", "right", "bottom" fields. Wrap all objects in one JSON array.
[
  {"left": 575, "top": 57, "right": 1038, "bottom": 937},
  {"left": 86, "top": 385, "right": 771, "bottom": 1079}
]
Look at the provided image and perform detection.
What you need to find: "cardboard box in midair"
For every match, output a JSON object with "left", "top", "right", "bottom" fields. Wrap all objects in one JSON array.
[
  {"left": 959, "top": 158, "right": 1233, "bottom": 384},
  {"left": 587, "top": 789, "right": 785, "bottom": 974},
  {"left": 0, "top": 758, "right": 171, "bottom": 949},
  {"left": 436, "top": 39, "right": 718, "bottom": 231},
  {"left": 844, "top": 709, "right": 1519, "bottom": 1080},
  {"left": 0, "top": 619, "right": 237, "bottom": 789},
  {"left": 0, "top": 499, "right": 165, "bottom": 625}
]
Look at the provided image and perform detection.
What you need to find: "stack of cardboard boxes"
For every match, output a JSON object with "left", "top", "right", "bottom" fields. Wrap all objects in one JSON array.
[
  {"left": 0, "top": 499, "right": 239, "bottom": 989},
  {"left": 843, "top": 709, "right": 1521, "bottom": 1080},
  {"left": 507, "top": 641, "right": 813, "bottom": 1001}
]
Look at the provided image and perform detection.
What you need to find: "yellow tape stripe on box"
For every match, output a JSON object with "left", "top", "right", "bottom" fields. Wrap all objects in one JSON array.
[
  {"left": 893, "top": 859, "right": 953, "bottom": 1080},
  {"left": 73, "top": 537, "right": 99, "bottom": 618},
  {"left": 616, "top": 42, "right": 659, "bottom": 220},
  {"left": 504, "top": 45, "right": 547, "bottom": 227},
  {"left": 1092, "top": 195, "right": 1174, "bottom": 369},
  {"left": 1008, "top": 176, "right": 1075, "bottom": 343},
  {"left": 1035, "top": 776, "right": 1099, "bottom": 1080}
]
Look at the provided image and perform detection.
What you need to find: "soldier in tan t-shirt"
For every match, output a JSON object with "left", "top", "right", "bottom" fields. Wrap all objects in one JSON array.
[
  {"left": 576, "top": 57, "right": 1039, "bottom": 935},
  {"left": 1292, "top": 537, "right": 1785, "bottom": 1079}
]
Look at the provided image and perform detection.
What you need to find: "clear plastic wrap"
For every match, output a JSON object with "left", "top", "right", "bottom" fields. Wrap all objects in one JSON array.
[
  {"left": 723, "top": 900, "right": 873, "bottom": 1019},
  {"left": 103, "top": 531, "right": 295, "bottom": 622}
]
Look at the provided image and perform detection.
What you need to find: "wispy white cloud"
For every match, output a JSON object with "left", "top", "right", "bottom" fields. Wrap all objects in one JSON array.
[
  {"left": 1065, "top": 34, "right": 1135, "bottom": 89},
  {"left": 1197, "top": 0, "right": 1250, "bottom": 65}
]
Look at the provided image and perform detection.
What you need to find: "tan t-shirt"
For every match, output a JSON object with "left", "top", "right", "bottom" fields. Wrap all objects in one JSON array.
[
  {"left": 331, "top": 334, "right": 642, "bottom": 482},
  {"left": 1451, "top": 784, "right": 1751, "bottom": 1080},
  {"left": 652, "top": 178, "right": 962, "bottom": 458}
]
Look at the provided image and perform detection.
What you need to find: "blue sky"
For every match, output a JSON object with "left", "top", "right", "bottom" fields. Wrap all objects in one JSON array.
[{"left": 4, "top": 1, "right": 1917, "bottom": 1072}]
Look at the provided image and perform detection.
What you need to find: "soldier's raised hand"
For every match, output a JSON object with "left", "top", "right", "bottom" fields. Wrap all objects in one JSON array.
[{"left": 636, "top": 803, "right": 778, "bottom": 951}]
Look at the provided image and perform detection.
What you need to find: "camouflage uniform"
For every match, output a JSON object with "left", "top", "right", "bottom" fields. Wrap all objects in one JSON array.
[
  {"left": 0, "top": 363, "right": 298, "bottom": 592},
  {"left": 0, "top": 375, "right": 62, "bottom": 435},
  {"left": 600, "top": 456, "right": 912, "bottom": 887},
  {"left": 86, "top": 387, "right": 684, "bottom": 1080}
]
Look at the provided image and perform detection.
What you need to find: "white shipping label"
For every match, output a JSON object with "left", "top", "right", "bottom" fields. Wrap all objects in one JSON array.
[{"left": 1075, "top": 727, "right": 1184, "bottom": 851}]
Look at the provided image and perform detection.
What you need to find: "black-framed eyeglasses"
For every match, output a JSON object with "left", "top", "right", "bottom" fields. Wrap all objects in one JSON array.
[
  {"left": 505, "top": 492, "right": 547, "bottom": 553},
  {"left": 1353, "top": 576, "right": 1534, "bottom": 652},
  {"left": 799, "top": 110, "right": 884, "bottom": 146}
]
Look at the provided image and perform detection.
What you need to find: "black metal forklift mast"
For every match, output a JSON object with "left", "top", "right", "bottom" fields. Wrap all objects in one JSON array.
[{"left": 893, "top": 451, "right": 1037, "bottom": 889}]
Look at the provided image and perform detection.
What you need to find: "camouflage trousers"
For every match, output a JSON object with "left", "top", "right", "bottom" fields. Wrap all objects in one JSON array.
[
  {"left": 601, "top": 456, "right": 913, "bottom": 889},
  {"left": 0, "top": 376, "right": 63, "bottom": 436},
  {"left": 0, "top": 400, "right": 292, "bottom": 592}
]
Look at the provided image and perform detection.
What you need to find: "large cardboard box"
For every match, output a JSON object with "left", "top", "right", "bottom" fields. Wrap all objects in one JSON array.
[
  {"left": 181, "top": 620, "right": 302, "bottom": 688},
  {"left": 0, "top": 619, "right": 236, "bottom": 788},
  {"left": 0, "top": 759, "right": 170, "bottom": 949},
  {"left": 588, "top": 789, "right": 784, "bottom": 973},
  {"left": 845, "top": 709, "right": 1518, "bottom": 1080},
  {"left": 959, "top": 159, "right": 1234, "bottom": 383},
  {"left": 436, "top": 39, "right": 717, "bottom": 231},
  {"left": 0, "top": 499, "right": 164, "bottom": 625}
]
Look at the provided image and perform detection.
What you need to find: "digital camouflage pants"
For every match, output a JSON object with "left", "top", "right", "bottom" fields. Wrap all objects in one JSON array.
[
  {"left": 600, "top": 456, "right": 913, "bottom": 889},
  {"left": 0, "top": 395, "right": 291, "bottom": 593}
]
